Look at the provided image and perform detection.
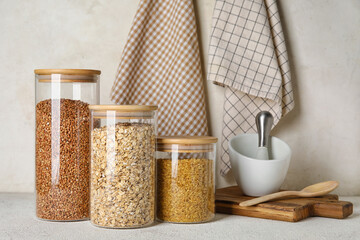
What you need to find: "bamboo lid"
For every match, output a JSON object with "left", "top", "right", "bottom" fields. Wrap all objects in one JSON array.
[
  {"left": 35, "top": 69, "right": 100, "bottom": 83},
  {"left": 89, "top": 105, "right": 158, "bottom": 112},
  {"left": 157, "top": 136, "right": 218, "bottom": 145},
  {"left": 34, "top": 69, "right": 101, "bottom": 75}
]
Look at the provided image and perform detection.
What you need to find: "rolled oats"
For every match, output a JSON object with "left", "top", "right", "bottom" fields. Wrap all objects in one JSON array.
[{"left": 90, "top": 122, "right": 155, "bottom": 228}]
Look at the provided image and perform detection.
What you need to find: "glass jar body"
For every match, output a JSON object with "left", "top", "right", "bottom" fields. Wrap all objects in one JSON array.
[
  {"left": 35, "top": 70, "right": 100, "bottom": 221},
  {"left": 156, "top": 141, "right": 216, "bottom": 223},
  {"left": 90, "top": 106, "right": 157, "bottom": 228}
]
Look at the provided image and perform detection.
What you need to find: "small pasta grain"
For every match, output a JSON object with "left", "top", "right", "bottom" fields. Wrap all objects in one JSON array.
[{"left": 157, "top": 158, "right": 215, "bottom": 223}]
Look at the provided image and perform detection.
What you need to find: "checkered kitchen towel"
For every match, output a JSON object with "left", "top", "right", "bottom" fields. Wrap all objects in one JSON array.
[
  {"left": 208, "top": 0, "right": 295, "bottom": 176},
  {"left": 111, "top": 0, "right": 208, "bottom": 136}
]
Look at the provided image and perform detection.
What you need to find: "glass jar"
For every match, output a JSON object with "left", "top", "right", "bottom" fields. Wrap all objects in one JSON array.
[
  {"left": 35, "top": 69, "right": 100, "bottom": 221},
  {"left": 156, "top": 136, "right": 217, "bottom": 223},
  {"left": 89, "top": 105, "right": 157, "bottom": 228}
]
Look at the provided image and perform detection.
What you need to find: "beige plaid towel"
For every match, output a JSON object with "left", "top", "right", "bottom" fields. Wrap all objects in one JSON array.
[
  {"left": 111, "top": 0, "right": 208, "bottom": 136},
  {"left": 208, "top": 0, "right": 295, "bottom": 176}
]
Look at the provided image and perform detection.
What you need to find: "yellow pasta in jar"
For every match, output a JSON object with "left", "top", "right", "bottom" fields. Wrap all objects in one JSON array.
[{"left": 157, "top": 158, "right": 215, "bottom": 223}]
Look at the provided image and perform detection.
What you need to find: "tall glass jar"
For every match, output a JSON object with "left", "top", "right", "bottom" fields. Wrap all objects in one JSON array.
[
  {"left": 156, "top": 136, "right": 217, "bottom": 223},
  {"left": 89, "top": 105, "right": 157, "bottom": 228},
  {"left": 35, "top": 69, "right": 100, "bottom": 221}
]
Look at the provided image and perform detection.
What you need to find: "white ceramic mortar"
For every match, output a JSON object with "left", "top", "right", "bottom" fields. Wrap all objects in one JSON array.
[{"left": 229, "top": 134, "right": 291, "bottom": 197}]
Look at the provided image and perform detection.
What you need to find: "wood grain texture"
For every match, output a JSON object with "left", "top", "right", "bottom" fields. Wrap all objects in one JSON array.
[
  {"left": 215, "top": 186, "right": 353, "bottom": 222},
  {"left": 34, "top": 69, "right": 101, "bottom": 75},
  {"left": 240, "top": 181, "right": 339, "bottom": 207}
]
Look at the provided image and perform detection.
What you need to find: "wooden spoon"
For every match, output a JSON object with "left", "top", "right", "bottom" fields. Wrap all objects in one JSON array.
[{"left": 239, "top": 181, "right": 339, "bottom": 207}]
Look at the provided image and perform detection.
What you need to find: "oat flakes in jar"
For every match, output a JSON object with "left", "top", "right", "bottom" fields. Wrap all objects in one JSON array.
[
  {"left": 156, "top": 136, "right": 217, "bottom": 223},
  {"left": 35, "top": 69, "right": 100, "bottom": 221},
  {"left": 89, "top": 105, "right": 157, "bottom": 228}
]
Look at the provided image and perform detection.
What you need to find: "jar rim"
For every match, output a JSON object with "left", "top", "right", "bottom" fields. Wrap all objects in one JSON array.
[
  {"left": 89, "top": 105, "right": 158, "bottom": 112},
  {"left": 34, "top": 69, "right": 101, "bottom": 75},
  {"left": 157, "top": 136, "right": 218, "bottom": 145}
]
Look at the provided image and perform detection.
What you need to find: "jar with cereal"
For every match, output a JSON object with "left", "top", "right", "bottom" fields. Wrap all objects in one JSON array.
[
  {"left": 156, "top": 136, "right": 217, "bottom": 223},
  {"left": 35, "top": 69, "right": 100, "bottom": 221},
  {"left": 89, "top": 105, "right": 157, "bottom": 228}
]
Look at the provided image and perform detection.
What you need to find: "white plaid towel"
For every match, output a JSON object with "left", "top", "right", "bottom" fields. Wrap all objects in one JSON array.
[
  {"left": 111, "top": 0, "right": 208, "bottom": 136},
  {"left": 207, "top": 0, "right": 295, "bottom": 176}
]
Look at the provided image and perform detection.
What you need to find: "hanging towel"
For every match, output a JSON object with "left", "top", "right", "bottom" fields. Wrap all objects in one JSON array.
[
  {"left": 207, "top": 0, "right": 295, "bottom": 176},
  {"left": 111, "top": 0, "right": 208, "bottom": 136}
]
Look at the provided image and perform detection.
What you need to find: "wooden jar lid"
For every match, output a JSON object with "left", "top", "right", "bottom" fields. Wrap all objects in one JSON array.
[
  {"left": 157, "top": 136, "right": 218, "bottom": 145},
  {"left": 157, "top": 136, "right": 217, "bottom": 152},
  {"left": 89, "top": 105, "right": 158, "bottom": 112},
  {"left": 35, "top": 69, "right": 101, "bottom": 83},
  {"left": 34, "top": 69, "right": 101, "bottom": 75},
  {"left": 89, "top": 105, "right": 158, "bottom": 119}
]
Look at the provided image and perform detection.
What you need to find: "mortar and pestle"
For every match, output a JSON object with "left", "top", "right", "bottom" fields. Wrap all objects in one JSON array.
[
  {"left": 229, "top": 111, "right": 339, "bottom": 204},
  {"left": 229, "top": 111, "right": 291, "bottom": 197}
]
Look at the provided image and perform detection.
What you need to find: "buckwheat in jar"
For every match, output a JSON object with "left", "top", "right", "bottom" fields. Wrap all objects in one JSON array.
[{"left": 35, "top": 69, "right": 100, "bottom": 221}]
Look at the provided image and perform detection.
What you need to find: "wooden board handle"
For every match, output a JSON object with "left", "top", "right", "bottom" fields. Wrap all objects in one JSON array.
[{"left": 312, "top": 200, "right": 353, "bottom": 219}]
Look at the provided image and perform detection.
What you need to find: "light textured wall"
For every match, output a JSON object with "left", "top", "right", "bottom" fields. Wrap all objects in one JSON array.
[{"left": 0, "top": 0, "right": 359, "bottom": 195}]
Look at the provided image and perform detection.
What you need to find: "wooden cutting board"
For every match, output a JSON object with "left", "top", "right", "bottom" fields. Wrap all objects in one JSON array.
[{"left": 215, "top": 186, "right": 353, "bottom": 222}]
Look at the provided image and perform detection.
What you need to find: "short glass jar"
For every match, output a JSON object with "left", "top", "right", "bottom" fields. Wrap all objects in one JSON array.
[
  {"left": 35, "top": 69, "right": 100, "bottom": 221},
  {"left": 156, "top": 136, "right": 217, "bottom": 223},
  {"left": 89, "top": 105, "right": 157, "bottom": 228}
]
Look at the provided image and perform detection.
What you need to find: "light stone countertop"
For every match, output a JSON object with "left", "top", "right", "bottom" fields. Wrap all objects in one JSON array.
[{"left": 0, "top": 193, "right": 359, "bottom": 240}]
